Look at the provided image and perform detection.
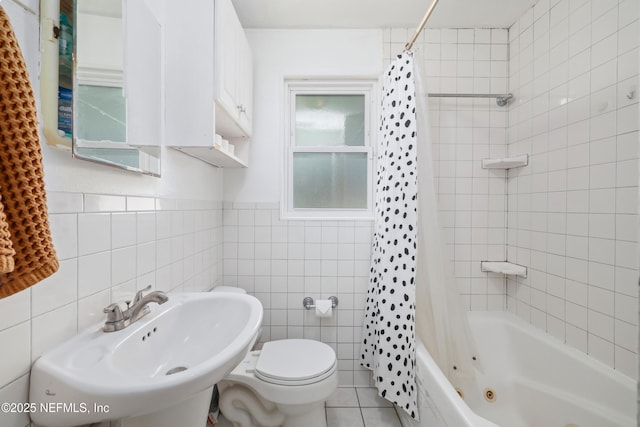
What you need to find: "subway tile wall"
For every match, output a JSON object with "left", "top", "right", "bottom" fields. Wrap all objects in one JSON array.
[
  {"left": 506, "top": 0, "right": 639, "bottom": 378},
  {"left": 0, "top": 192, "right": 223, "bottom": 426}
]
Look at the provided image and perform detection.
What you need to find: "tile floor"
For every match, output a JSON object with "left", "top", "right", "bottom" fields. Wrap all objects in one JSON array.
[
  {"left": 325, "top": 387, "right": 403, "bottom": 427},
  {"left": 215, "top": 387, "right": 403, "bottom": 427}
]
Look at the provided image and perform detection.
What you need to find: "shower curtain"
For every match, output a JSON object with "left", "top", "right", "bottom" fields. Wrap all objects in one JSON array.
[
  {"left": 361, "top": 52, "right": 420, "bottom": 418},
  {"left": 361, "top": 52, "right": 477, "bottom": 420}
]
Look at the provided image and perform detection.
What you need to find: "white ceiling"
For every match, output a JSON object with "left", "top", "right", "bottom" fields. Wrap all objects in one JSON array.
[{"left": 231, "top": 0, "right": 538, "bottom": 30}]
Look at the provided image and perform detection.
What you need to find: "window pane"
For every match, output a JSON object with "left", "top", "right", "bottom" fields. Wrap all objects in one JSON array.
[
  {"left": 295, "top": 95, "right": 365, "bottom": 147},
  {"left": 293, "top": 152, "right": 367, "bottom": 209}
]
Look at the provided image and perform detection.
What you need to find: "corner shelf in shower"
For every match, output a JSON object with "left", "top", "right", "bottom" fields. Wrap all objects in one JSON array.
[
  {"left": 480, "top": 261, "right": 527, "bottom": 278},
  {"left": 481, "top": 154, "right": 528, "bottom": 169}
]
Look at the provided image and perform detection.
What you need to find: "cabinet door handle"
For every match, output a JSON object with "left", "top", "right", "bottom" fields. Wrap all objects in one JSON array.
[{"left": 237, "top": 104, "right": 246, "bottom": 114}]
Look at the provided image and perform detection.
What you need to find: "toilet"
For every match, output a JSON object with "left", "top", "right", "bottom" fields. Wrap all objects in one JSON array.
[{"left": 211, "top": 286, "right": 338, "bottom": 427}]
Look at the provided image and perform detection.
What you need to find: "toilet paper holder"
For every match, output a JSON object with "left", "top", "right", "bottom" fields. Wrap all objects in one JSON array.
[{"left": 302, "top": 296, "right": 338, "bottom": 310}]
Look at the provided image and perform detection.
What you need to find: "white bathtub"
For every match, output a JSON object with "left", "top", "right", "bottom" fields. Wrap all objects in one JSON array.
[{"left": 398, "top": 311, "right": 636, "bottom": 427}]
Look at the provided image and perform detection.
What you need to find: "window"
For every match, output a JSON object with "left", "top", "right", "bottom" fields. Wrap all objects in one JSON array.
[{"left": 283, "top": 80, "right": 376, "bottom": 219}]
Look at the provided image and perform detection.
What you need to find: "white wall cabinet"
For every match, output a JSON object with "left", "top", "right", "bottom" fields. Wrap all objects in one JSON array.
[
  {"left": 164, "top": 0, "right": 215, "bottom": 149},
  {"left": 124, "top": 0, "right": 162, "bottom": 150},
  {"left": 214, "top": 0, "right": 253, "bottom": 139},
  {"left": 165, "top": 0, "right": 252, "bottom": 168}
]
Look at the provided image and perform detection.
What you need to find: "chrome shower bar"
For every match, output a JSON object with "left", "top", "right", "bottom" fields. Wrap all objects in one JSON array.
[{"left": 428, "top": 93, "right": 514, "bottom": 107}]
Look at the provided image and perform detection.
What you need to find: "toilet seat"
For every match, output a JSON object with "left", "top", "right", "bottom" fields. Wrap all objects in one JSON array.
[{"left": 254, "top": 339, "right": 336, "bottom": 386}]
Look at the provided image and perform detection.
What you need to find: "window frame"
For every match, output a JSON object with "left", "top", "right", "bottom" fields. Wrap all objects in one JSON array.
[{"left": 282, "top": 79, "right": 377, "bottom": 220}]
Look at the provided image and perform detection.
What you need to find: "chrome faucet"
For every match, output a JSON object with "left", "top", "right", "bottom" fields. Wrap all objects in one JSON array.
[
  {"left": 102, "top": 285, "right": 168, "bottom": 332},
  {"left": 126, "top": 285, "right": 169, "bottom": 323}
]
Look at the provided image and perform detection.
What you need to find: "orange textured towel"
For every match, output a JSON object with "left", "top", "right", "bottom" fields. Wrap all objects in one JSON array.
[{"left": 0, "top": 6, "right": 59, "bottom": 298}]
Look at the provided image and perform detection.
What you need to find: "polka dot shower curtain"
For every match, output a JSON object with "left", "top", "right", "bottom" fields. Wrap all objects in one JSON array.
[
  {"left": 360, "top": 52, "right": 420, "bottom": 419},
  {"left": 361, "top": 52, "right": 478, "bottom": 420}
]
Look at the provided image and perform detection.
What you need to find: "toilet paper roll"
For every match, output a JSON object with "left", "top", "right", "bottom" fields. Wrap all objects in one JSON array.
[{"left": 315, "top": 299, "right": 333, "bottom": 317}]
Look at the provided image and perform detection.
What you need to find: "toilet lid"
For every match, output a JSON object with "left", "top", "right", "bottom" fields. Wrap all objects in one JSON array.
[{"left": 255, "top": 339, "right": 336, "bottom": 385}]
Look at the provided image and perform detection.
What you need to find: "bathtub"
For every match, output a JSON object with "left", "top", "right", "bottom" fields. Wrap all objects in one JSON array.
[{"left": 397, "top": 311, "right": 636, "bottom": 427}]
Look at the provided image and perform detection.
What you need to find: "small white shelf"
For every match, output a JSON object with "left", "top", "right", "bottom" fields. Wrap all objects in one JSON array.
[
  {"left": 481, "top": 261, "right": 527, "bottom": 278},
  {"left": 482, "top": 154, "right": 528, "bottom": 169},
  {"left": 171, "top": 146, "right": 247, "bottom": 168}
]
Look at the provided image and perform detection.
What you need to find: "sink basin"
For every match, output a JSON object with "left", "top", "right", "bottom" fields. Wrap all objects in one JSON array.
[{"left": 30, "top": 292, "right": 263, "bottom": 426}]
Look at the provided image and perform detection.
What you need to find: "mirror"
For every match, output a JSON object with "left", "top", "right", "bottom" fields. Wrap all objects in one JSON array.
[{"left": 40, "top": 0, "right": 161, "bottom": 176}]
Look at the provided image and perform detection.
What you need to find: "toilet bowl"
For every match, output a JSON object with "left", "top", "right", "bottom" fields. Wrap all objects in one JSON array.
[{"left": 211, "top": 286, "right": 338, "bottom": 427}]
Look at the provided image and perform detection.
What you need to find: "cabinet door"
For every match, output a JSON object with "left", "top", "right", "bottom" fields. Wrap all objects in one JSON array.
[
  {"left": 214, "top": 0, "right": 239, "bottom": 121},
  {"left": 213, "top": 0, "right": 253, "bottom": 139},
  {"left": 236, "top": 31, "right": 253, "bottom": 136},
  {"left": 165, "top": 0, "right": 215, "bottom": 147},
  {"left": 125, "top": 0, "right": 161, "bottom": 147}
]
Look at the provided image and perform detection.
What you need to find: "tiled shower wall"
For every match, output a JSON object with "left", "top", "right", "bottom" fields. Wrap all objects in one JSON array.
[
  {"left": 0, "top": 192, "right": 223, "bottom": 427},
  {"left": 223, "top": 28, "right": 513, "bottom": 387},
  {"left": 506, "top": 0, "right": 639, "bottom": 378},
  {"left": 384, "top": 28, "right": 512, "bottom": 311}
]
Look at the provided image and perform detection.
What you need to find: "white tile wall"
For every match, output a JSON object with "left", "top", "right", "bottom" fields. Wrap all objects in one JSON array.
[
  {"left": 223, "top": 202, "right": 374, "bottom": 387},
  {"left": 384, "top": 28, "right": 511, "bottom": 311},
  {"left": 0, "top": 192, "right": 224, "bottom": 421},
  {"left": 507, "top": 0, "right": 639, "bottom": 378}
]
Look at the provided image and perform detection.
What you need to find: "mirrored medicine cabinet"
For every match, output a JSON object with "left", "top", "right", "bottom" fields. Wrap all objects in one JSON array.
[{"left": 40, "top": 0, "right": 162, "bottom": 176}]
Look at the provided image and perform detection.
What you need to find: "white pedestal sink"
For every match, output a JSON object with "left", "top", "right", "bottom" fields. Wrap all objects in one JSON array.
[{"left": 29, "top": 292, "right": 263, "bottom": 427}]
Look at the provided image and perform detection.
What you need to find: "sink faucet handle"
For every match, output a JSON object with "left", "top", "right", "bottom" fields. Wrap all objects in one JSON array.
[
  {"left": 103, "top": 303, "right": 124, "bottom": 321},
  {"left": 133, "top": 285, "right": 152, "bottom": 304}
]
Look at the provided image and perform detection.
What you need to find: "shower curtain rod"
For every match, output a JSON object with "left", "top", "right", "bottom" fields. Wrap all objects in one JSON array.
[
  {"left": 405, "top": 0, "right": 440, "bottom": 50},
  {"left": 429, "top": 92, "right": 514, "bottom": 106}
]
